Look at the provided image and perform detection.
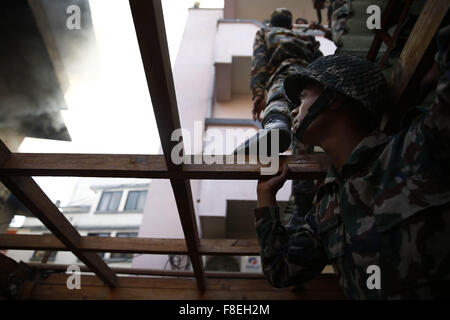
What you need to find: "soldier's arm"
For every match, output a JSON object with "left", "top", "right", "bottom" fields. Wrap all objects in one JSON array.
[
  {"left": 254, "top": 205, "right": 328, "bottom": 288},
  {"left": 309, "top": 22, "right": 332, "bottom": 41},
  {"left": 250, "top": 29, "right": 268, "bottom": 100},
  {"left": 255, "top": 164, "right": 328, "bottom": 288}
]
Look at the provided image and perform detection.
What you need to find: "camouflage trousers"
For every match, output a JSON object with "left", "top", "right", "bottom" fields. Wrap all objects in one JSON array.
[
  {"left": 262, "top": 63, "right": 316, "bottom": 220},
  {"left": 261, "top": 65, "right": 300, "bottom": 127}
]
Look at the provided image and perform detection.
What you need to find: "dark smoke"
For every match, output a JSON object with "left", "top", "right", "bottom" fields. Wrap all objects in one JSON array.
[{"left": 0, "top": 0, "right": 99, "bottom": 141}]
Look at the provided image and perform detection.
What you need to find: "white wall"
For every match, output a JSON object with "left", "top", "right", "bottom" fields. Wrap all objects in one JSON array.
[{"left": 214, "top": 22, "right": 258, "bottom": 64}]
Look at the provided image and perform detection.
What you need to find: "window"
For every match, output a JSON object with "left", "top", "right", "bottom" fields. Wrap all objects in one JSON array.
[
  {"left": 96, "top": 191, "right": 122, "bottom": 212},
  {"left": 31, "top": 250, "right": 57, "bottom": 262},
  {"left": 124, "top": 190, "right": 147, "bottom": 211},
  {"left": 87, "top": 232, "right": 110, "bottom": 258},
  {"left": 110, "top": 232, "right": 138, "bottom": 261}
]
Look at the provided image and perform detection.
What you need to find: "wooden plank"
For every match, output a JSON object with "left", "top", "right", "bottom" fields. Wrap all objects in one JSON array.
[
  {"left": 182, "top": 154, "right": 329, "bottom": 180},
  {"left": 0, "top": 153, "right": 329, "bottom": 180},
  {"left": 199, "top": 239, "right": 259, "bottom": 256},
  {"left": 0, "top": 253, "right": 33, "bottom": 298},
  {"left": 0, "top": 234, "right": 186, "bottom": 254},
  {"left": 0, "top": 141, "right": 11, "bottom": 167},
  {"left": 129, "top": 0, "right": 206, "bottom": 290},
  {"left": 384, "top": 0, "right": 450, "bottom": 131},
  {"left": 0, "top": 141, "right": 117, "bottom": 287},
  {"left": 29, "top": 271, "right": 339, "bottom": 291},
  {"left": 169, "top": 178, "right": 206, "bottom": 289},
  {"left": 0, "top": 153, "right": 168, "bottom": 178},
  {"left": 21, "top": 273, "right": 344, "bottom": 300},
  {"left": 29, "top": 285, "right": 342, "bottom": 300},
  {"left": 391, "top": 0, "right": 450, "bottom": 102},
  {"left": 0, "top": 234, "right": 260, "bottom": 256},
  {"left": 28, "top": 263, "right": 265, "bottom": 279},
  {"left": 129, "top": 0, "right": 180, "bottom": 169}
]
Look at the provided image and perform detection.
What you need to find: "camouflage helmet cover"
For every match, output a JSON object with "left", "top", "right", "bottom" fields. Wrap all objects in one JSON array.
[
  {"left": 271, "top": 8, "right": 292, "bottom": 21},
  {"left": 284, "top": 54, "right": 388, "bottom": 123}
]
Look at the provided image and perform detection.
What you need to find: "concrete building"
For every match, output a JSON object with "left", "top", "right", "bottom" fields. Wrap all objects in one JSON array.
[
  {"left": 133, "top": 0, "right": 335, "bottom": 273},
  {"left": 6, "top": 178, "right": 149, "bottom": 268}
]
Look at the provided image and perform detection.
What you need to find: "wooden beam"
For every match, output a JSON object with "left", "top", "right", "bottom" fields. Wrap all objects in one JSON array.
[
  {"left": 0, "top": 153, "right": 167, "bottom": 178},
  {"left": 28, "top": 263, "right": 265, "bottom": 279},
  {"left": 0, "top": 141, "right": 118, "bottom": 287},
  {"left": 129, "top": 0, "right": 180, "bottom": 169},
  {"left": 129, "top": 0, "right": 206, "bottom": 290},
  {"left": 200, "top": 239, "right": 259, "bottom": 256},
  {"left": 384, "top": 0, "right": 450, "bottom": 131},
  {"left": 0, "top": 234, "right": 260, "bottom": 256},
  {"left": 391, "top": 0, "right": 450, "bottom": 102},
  {"left": 19, "top": 273, "right": 344, "bottom": 300},
  {"left": 0, "top": 252, "right": 33, "bottom": 298},
  {"left": 0, "top": 153, "right": 329, "bottom": 180}
]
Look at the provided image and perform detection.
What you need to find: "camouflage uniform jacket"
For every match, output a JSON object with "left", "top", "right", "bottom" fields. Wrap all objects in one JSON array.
[
  {"left": 254, "top": 49, "right": 450, "bottom": 299},
  {"left": 250, "top": 26, "right": 322, "bottom": 100}
]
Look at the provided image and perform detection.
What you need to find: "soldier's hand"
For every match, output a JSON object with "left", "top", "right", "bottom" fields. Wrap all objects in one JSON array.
[
  {"left": 257, "top": 162, "right": 289, "bottom": 207},
  {"left": 309, "top": 21, "right": 318, "bottom": 29},
  {"left": 252, "top": 96, "right": 266, "bottom": 122}
]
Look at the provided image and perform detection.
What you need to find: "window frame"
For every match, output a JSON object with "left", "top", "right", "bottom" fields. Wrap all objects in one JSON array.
[
  {"left": 123, "top": 190, "right": 147, "bottom": 212},
  {"left": 95, "top": 191, "right": 123, "bottom": 213}
]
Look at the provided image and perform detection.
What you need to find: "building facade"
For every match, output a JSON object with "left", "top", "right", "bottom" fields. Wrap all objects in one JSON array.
[{"left": 6, "top": 178, "right": 149, "bottom": 268}]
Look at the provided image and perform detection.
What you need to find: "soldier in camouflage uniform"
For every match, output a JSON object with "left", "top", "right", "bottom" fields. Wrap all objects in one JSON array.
[
  {"left": 254, "top": 26, "right": 450, "bottom": 299},
  {"left": 234, "top": 8, "right": 322, "bottom": 155},
  {"left": 329, "top": 0, "right": 352, "bottom": 47},
  {"left": 233, "top": 8, "right": 323, "bottom": 219}
]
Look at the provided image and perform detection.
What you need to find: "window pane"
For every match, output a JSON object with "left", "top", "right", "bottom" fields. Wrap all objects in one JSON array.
[
  {"left": 116, "top": 232, "right": 138, "bottom": 238},
  {"left": 124, "top": 192, "right": 138, "bottom": 211},
  {"left": 97, "top": 191, "right": 122, "bottom": 212},
  {"left": 136, "top": 191, "right": 147, "bottom": 211},
  {"left": 124, "top": 191, "right": 147, "bottom": 211},
  {"left": 97, "top": 192, "right": 111, "bottom": 212},
  {"left": 88, "top": 233, "right": 110, "bottom": 237},
  {"left": 108, "top": 192, "right": 122, "bottom": 211}
]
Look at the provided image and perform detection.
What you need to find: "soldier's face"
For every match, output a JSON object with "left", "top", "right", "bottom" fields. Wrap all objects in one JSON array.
[{"left": 290, "top": 82, "right": 324, "bottom": 140}]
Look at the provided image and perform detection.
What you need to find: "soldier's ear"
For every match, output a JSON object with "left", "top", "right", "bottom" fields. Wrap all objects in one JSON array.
[{"left": 328, "top": 93, "right": 345, "bottom": 111}]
